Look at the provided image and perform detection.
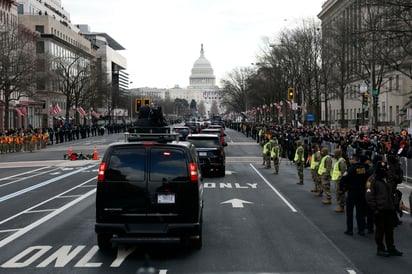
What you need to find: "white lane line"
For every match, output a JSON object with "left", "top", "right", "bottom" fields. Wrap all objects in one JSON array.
[
  {"left": 0, "top": 167, "right": 57, "bottom": 186},
  {"left": 0, "top": 188, "right": 96, "bottom": 249},
  {"left": 250, "top": 163, "right": 298, "bottom": 213},
  {"left": 0, "top": 166, "right": 51, "bottom": 181},
  {"left": 0, "top": 177, "right": 95, "bottom": 226},
  {"left": 0, "top": 165, "right": 94, "bottom": 203}
]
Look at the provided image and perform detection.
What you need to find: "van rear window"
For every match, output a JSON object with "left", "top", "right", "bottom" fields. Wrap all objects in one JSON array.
[
  {"left": 150, "top": 148, "right": 188, "bottom": 181},
  {"left": 106, "top": 147, "right": 145, "bottom": 181}
]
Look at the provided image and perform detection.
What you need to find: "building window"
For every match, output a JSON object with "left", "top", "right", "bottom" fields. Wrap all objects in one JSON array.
[
  {"left": 395, "top": 75, "right": 399, "bottom": 90},
  {"left": 36, "top": 41, "right": 45, "bottom": 53},
  {"left": 390, "top": 106, "right": 393, "bottom": 122},
  {"left": 36, "top": 78, "right": 46, "bottom": 90},
  {"left": 35, "top": 25, "right": 44, "bottom": 33},
  {"left": 396, "top": 105, "right": 399, "bottom": 125},
  {"left": 36, "top": 59, "right": 46, "bottom": 72}
]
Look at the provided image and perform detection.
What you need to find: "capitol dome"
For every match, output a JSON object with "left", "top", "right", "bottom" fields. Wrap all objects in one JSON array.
[{"left": 189, "top": 44, "right": 216, "bottom": 87}]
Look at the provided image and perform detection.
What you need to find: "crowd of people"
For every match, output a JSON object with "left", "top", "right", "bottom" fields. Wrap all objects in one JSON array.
[
  {"left": 0, "top": 123, "right": 128, "bottom": 154},
  {"left": 228, "top": 121, "right": 411, "bottom": 257}
]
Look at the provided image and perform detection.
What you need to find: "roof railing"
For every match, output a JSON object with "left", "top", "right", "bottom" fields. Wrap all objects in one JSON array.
[{"left": 124, "top": 127, "right": 179, "bottom": 143}]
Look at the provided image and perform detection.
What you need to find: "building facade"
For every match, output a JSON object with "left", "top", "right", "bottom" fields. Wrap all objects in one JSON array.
[
  {"left": 318, "top": 0, "right": 411, "bottom": 130},
  {"left": 6, "top": 0, "right": 128, "bottom": 129},
  {"left": 0, "top": 0, "right": 23, "bottom": 132},
  {"left": 77, "top": 24, "right": 128, "bottom": 123}
]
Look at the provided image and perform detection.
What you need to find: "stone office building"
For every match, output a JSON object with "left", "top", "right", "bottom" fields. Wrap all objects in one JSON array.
[{"left": 318, "top": 0, "right": 411, "bottom": 130}]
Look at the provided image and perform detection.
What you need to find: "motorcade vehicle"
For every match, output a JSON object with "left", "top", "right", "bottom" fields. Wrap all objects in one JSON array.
[
  {"left": 171, "top": 126, "right": 190, "bottom": 140},
  {"left": 187, "top": 133, "right": 226, "bottom": 177},
  {"left": 184, "top": 121, "right": 202, "bottom": 133},
  {"left": 200, "top": 128, "right": 227, "bottom": 146},
  {"left": 95, "top": 127, "right": 204, "bottom": 250}
]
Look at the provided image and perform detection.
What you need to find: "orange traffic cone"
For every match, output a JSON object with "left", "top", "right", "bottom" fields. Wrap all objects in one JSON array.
[
  {"left": 93, "top": 146, "right": 98, "bottom": 160},
  {"left": 68, "top": 146, "right": 73, "bottom": 156}
]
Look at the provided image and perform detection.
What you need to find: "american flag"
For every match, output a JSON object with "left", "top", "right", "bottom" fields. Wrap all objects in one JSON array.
[
  {"left": 77, "top": 106, "right": 86, "bottom": 117},
  {"left": 50, "top": 104, "right": 61, "bottom": 115},
  {"left": 91, "top": 110, "right": 100, "bottom": 119},
  {"left": 16, "top": 106, "right": 27, "bottom": 116}
]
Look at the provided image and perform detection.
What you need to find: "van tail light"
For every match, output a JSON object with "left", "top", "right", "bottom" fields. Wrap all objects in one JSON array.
[
  {"left": 97, "top": 162, "right": 106, "bottom": 182},
  {"left": 189, "top": 163, "right": 199, "bottom": 182}
]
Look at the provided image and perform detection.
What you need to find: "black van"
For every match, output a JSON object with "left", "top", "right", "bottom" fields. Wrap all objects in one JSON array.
[{"left": 95, "top": 130, "right": 204, "bottom": 250}]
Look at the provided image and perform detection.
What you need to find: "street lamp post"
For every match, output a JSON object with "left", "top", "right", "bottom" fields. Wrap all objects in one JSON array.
[
  {"left": 360, "top": 83, "right": 368, "bottom": 125},
  {"left": 129, "top": 81, "right": 134, "bottom": 124}
]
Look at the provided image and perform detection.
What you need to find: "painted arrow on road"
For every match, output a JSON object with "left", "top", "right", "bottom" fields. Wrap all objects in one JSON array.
[{"left": 221, "top": 199, "right": 253, "bottom": 208}]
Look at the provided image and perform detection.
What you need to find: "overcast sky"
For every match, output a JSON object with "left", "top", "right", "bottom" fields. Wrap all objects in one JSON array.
[{"left": 63, "top": 0, "right": 326, "bottom": 89}]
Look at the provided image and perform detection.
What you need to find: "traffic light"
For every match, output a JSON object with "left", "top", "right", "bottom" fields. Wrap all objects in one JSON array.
[
  {"left": 135, "top": 98, "right": 142, "bottom": 113},
  {"left": 287, "top": 88, "right": 295, "bottom": 101},
  {"left": 362, "top": 92, "right": 368, "bottom": 107},
  {"left": 143, "top": 98, "right": 151, "bottom": 106}
]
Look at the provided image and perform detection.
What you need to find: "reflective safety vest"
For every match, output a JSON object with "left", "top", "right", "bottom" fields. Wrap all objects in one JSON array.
[
  {"left": 310, "top": 151, "right": 320, "bottom": 170},
  {"left": 332, "top": 157, "right": 345, "bottom": 181},
  {"left": 263, "top": 142, "right": 271, "bottom": 154},
  {"left": 294, "top": 146, "right": 304, "bottom": 162},
  {"left": 271, "top": 145, "right": 280, "bottom": 159},
  {"left": 318, "top": 155, "right": 331, "bottom": 175}
]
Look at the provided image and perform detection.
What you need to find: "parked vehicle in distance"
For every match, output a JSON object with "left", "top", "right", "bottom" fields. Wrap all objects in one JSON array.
[
  {"left": 200, "top": 128, "right": 227, "bottom": 146},
  {"left": 171, "top": 126, "right": 190, "bottom": 140},
  {"left": 187, "top": 133, "right": 226, "bottom": 177},
  {"left": 184, "top": 121, "right": 202, "bottom": 133},
  {"left": 95, "top": 128, "right": 204, "bottom": 250}
]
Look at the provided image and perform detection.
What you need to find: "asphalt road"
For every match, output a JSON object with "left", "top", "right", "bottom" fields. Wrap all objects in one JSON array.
[{"left": 0, "top": 128, "right": 410, "bottom": 274}]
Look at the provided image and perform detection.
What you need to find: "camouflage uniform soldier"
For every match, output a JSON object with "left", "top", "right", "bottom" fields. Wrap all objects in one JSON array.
[
  {"left": 14, "top": 135, "right": 20, "bottom": 152},
  {"left": 332, "top": 149, "right": 347, "bottom": 212},
  {"left": 36, "top": 132, "right": 42, "bottom": 150},
  {"left": 294, "top": 139, "right": 305, "bottom": 185},
  {"left": 318, "top": 147, "right": 333, "bottom": 204},
  {"left": 262, "top": 139, "right": 272, "bottom": 168},
  {"left": 30, "top": 133, "right": 36, "bottom": 152},
  {"left": 18, "top": 134, "right": 24, "bottom": 152},
  {"left": 6, "top": 135, "right": 12, "bottom": 153},
  {"left": 271, "top": 139, "right": 282, "bottom": 174},
  {"left": 24, "top": 132, "right": 30, "bottom": 152},
  {"left": 310, "top": 144, "right": 322, "bottom": 193}
]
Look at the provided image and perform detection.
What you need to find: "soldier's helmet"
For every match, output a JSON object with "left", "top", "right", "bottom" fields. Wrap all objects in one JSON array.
[
  {"left": 296, "top": 139, "right": 302, "bottom": 146},
  {"left": 334, "top": 149, "right": 342, "bottom": 158},
  {"left": 321, "top": 147, "right": 329, "bottom": 156}
]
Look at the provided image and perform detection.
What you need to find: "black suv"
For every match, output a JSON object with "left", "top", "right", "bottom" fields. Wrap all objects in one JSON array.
[
  {"left": 187, "top": 134, "right": 226, "bottom": 177},
  {"left": 95, "top": 128, "right": 204, "bottom": 250}
]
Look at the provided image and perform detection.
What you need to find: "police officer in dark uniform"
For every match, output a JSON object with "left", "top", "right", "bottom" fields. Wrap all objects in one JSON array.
[
  {"left": 365, "top": 161, "right": 403, "bottom": 257},
  {"left": 340, "top": 154, "right": 368, "bottom": 236}
]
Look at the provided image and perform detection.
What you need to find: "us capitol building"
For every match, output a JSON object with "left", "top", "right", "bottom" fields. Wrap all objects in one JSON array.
[{"left": 134, "top": 44, "right": 222, "bottom": 116}]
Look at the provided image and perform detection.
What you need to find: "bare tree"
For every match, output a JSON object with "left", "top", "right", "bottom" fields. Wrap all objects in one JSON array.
[
  {"left": 197, "top": 100, "right": 206, "bottom": 116},
  {"left": 0, "top": 24, "right": 39, "bottom": 131},
  {"left": 379, "top": 0, "right": 412, "bottom": 79},
  {"left": 210, "top": 100, "right": 219, "bottom": 115},
  {"left": 353, "top": 1, "right": 393, "bottom": 128},
  {"left": 52, "top": 49, "right": 94, "bottom": 123},
  {"left": 323, "top": 13, "right": 354, "bottom": 127},
  {"left": 220, "top": 67, "right": 255, "bottom": 113},
  {"left": 254, "top": 19, "right": 323, "bottom": 124}
]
